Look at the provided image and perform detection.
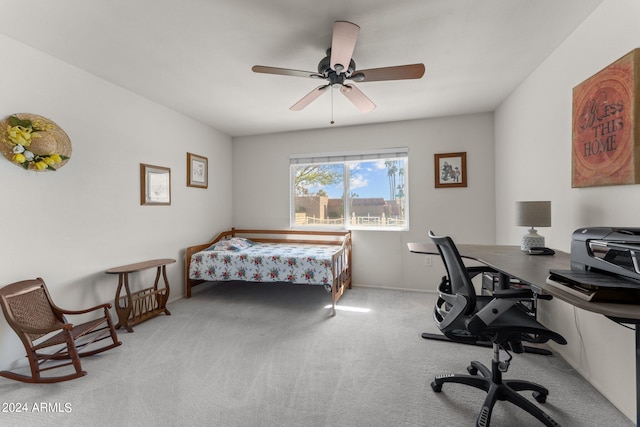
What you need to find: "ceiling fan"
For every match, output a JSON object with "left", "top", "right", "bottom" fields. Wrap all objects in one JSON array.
[{"left": 252, "top": 21, "right": 425, "bottom": 114}]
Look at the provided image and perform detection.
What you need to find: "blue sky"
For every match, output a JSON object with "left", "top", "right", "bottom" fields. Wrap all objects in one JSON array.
[{"left": 322, "top": 159, "right": 404, "bottom": 199}]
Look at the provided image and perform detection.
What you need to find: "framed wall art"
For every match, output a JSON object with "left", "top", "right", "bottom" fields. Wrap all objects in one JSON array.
[
  {"left": 187, "top": 152, "right": 208, "bottom": 188},
  {"left": 572, "top": 48, "right": 640, "bottom": 188},
  {"left": 434, "top": 152, "right": 467, "bottom": 188},
  {"left": 140, "top": 163, "right": 171, "bottom": 205}
]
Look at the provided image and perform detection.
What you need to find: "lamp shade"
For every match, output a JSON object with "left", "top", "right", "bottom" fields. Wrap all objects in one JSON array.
[{"left": 516, "top": 201, "right": 551, "bottom": 227}]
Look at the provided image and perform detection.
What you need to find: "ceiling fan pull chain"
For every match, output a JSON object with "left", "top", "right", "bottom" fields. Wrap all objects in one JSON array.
[{"left": 330, "top": 86, "right": 335, "bottom": 125}]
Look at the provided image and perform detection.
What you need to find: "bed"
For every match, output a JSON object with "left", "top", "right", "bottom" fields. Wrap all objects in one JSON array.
[{"left": 184, "top": 229, "right": 352, "bottom": 315}]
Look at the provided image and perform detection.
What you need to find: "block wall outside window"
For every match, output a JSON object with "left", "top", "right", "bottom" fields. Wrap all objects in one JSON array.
[{"left": 290, "top": 148, "right": 409, "bottom": 231}]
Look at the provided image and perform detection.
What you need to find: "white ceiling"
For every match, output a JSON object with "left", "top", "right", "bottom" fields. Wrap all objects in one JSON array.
[{"left": 0, "top": 0, "right": 602, "bottom": 137}]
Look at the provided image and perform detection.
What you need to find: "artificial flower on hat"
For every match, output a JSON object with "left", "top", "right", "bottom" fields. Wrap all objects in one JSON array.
[{"left": 1, "top": 113, "right": 71, "bottom": 171}]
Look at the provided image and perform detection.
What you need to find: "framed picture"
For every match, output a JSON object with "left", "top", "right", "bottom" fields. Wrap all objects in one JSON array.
[
  {"left": 187, "top": 152, "right": 208, "bottom": 188},
  {"left": 572, "top": 48, "right": 640, "bottom": 187},
  {"left": 140, "top": 163, "right": 171, "bottom": 205},
  {"left": 434, "top": 152, "right": 467, "bottom": 188}
]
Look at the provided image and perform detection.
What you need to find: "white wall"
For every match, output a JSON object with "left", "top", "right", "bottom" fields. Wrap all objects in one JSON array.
[
  {"left": 1, "top": 2, "right": 631, "bottom": 419},
  {"left": 495, "top": 0, "right": 640, "bottom": 420},
  {"left": 0, "top": 35, "right": 233, "bottom": 369},
  {"left": 232, "top": 113, "right": 496, "bottom": 291}
]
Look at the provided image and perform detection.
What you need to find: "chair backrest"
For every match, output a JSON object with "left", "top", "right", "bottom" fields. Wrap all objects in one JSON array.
[
  {"left": 429, "top": 231, "right": 477, "bottom": 314},
  {"left": 0, "top": 278, "right": 64, "bottom": 344}
]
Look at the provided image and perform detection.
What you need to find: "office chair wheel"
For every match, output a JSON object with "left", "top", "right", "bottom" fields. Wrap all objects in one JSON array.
[
  {"left": 532, "top": 391, "right": 547, "bottom": 404},
  {"left": 431, "top": 381, "right": 442, "bottom": 392},
  {"left": 467, "top": 365, "right": 478, "bottom": 375}
]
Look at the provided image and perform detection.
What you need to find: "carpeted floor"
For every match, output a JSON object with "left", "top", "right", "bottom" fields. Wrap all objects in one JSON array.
[{"left": 0, "top": 283, "right": 633, "bottom": 426}]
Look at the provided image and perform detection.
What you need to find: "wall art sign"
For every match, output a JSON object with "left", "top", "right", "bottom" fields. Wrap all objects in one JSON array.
[
  {"left": 434, "top": 152, "right": 467, "bottom": 188},
  {"left": 572, "top": 48, "right": 640, "bottom": 187}
]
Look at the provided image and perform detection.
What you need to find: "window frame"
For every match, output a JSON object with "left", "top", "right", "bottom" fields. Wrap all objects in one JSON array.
[{"left": 290, "top": 148, "right": 409, "bottom": 231}]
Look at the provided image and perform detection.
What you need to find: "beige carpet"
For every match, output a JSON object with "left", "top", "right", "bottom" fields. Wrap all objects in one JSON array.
[{"left": 0, "top": 282, "right": 633, "bottom": 426}]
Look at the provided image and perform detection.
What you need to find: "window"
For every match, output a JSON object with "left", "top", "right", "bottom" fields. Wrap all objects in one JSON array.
[{"left": 290, "top": 148, "right": 409, "bottom": 230}]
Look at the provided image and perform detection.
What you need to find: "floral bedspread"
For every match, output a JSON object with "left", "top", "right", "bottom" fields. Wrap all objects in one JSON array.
[{"left": 189, "top": 242, "right": 340, "bottom": 286}]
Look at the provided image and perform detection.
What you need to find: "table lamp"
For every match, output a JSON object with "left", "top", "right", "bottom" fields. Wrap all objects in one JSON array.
[{"left": 516, "top": 201, "right": 551, "bottom": 251}]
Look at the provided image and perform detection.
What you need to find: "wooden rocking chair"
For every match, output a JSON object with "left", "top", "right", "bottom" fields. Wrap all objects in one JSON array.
[{"left": 0, "top": 278, "right": 122, "bottom": 383}]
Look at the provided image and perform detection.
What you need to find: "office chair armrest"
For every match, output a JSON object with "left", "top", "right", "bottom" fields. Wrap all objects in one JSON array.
[
  {"left": 492, "top": 288, "right": 533, "bottom": 299},
  {"left": 465, "top": 297, "right": 519, "bottom": 335}
]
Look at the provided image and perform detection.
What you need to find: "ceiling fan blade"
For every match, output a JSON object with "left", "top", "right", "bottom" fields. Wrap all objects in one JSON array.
[
  {"left": 252, "top": 65, "right": 321, "bottom": 79},
  {"left": 330, "top": 21, "right": 360, "bottom": 73},
  {"left": 353, "top": 63, "right": 425, "bottom": 82},
  {"left": 290, "top": 85, "right": 330, "bottom": 111},
  {"left": 340, "top": 84, "right": 376, "bottom": 113}
]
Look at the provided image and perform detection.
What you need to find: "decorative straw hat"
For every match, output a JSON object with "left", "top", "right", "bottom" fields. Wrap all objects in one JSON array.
[{"left": 0, "top": 113, "right": 72, "bottom": 171}]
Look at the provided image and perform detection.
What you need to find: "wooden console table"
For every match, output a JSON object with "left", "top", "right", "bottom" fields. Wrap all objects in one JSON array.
[{"left": 105, "top": 258, "right": 175, "bottom": 332}]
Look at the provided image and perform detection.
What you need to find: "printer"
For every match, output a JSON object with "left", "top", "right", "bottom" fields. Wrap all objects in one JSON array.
[
  {"left": 570, "top": 227, "right": 640, "bottom": 282},
  {"left": 545, "top": 227, "right": 640, "bottom": 302}
]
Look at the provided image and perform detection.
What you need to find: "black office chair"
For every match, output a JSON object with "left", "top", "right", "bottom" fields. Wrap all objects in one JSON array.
[{"left": 428, "top": 231, "right": 567, "bottom": 427}]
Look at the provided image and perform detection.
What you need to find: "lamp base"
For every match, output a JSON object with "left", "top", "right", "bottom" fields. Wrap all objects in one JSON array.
[{"left": 521, "top": 228, "right": 545, "bottom": 251}]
